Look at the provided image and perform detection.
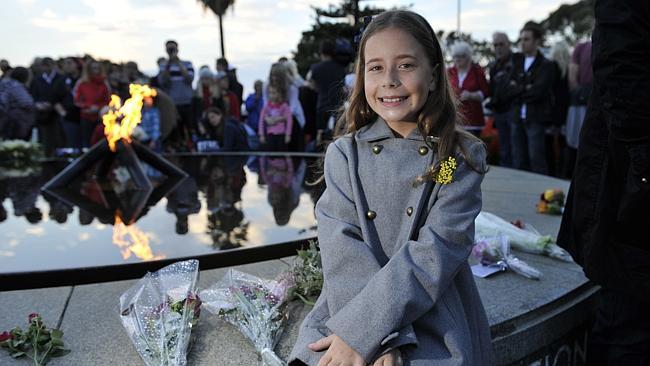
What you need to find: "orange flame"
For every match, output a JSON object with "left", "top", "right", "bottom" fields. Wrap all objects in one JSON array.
[
  {"left": 102, "top": 84, "right": 157, "bottom": 152},
  {"left": 112, "top": 215, "right": 165, "bottom": 261}
]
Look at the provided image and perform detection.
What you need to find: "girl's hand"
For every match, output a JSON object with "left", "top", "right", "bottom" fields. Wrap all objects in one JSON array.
[
  {"left": 284, "top": 135, "right": 291, "bottom": 144},
  {"left": 373, "top": 349, "right": 403, "bottom": 366},
  {"left": 259, "top": 136, "right": 266, "bottom": 144},
  {"left": 309, "top": 334, "right": 365, "bottom": 366}
]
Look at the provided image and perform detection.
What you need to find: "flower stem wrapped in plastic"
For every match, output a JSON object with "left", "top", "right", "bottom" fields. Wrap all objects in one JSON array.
[
  {"left": 119, "top": 260, "right": 201, "bottom": 366},
  {"left": 473, "top": 235, "right": 543, "bottom": 280},
  {"left": 200, "top": 270, "right": 294, "bottom": 366},
  {"left": 475, "top": 211, "right": 573, "bottom": 262}
]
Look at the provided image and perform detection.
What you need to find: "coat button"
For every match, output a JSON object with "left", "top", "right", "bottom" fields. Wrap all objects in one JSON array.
[
  {"left": 406, "top": 207, "right": 413, "bottom": 216},
  {"left": 372, "top": 145, "right": 383, "bottom": 154},
  {"left": 366, "top": 210, "right": 377, "bottom": 220},
  {"left": 418, "top": 146, "right": 429, "bottom": 155}
]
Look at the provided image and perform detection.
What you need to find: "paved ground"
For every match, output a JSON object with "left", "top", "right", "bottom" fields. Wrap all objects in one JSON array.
[{"left": 0, "top": 166, "right": 591, "bottom": 365}]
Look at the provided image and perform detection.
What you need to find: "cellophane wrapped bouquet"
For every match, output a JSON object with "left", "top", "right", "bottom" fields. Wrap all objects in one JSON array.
[
  {"left": 200, "top": 270, "right": 294, "bottom": 366},
  {"left": 475, "top": 211, "right": 573, "bottom": 262},
  {"left": 119, "top": 260, "right": 201, "bottom": 366},
  {"left": 473, "top": 235, "right": 543, "bottom": 280}
]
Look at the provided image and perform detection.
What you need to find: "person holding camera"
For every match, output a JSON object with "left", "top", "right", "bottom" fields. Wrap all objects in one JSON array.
[{"left": 158, "top": 40, "right": 195, "bottom": 150}]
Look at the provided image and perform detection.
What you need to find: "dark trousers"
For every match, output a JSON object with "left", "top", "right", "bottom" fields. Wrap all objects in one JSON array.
[
  {"left": 80, "top": 119, "right": 97, "bottom": 149},
  {"left": 38, "top": 118, "right": 66, "bottom": 155},
  {"left": 176, "top": 104, "right": 194, "bottom": 141},
  {"left": 510, "top": 117, "right": 548, "bottom": 175},
  {"left": 262, "top": 134, "right": 288, "bottom": 152},
  {"left": 493, "top": 110, "right": 514, "bottom": 167},
  {"left": 587, "top": 288, "right": 650, "bottom": 366},
  {"left": 61, "top": 118, "right": 82, "bottom": 149}
]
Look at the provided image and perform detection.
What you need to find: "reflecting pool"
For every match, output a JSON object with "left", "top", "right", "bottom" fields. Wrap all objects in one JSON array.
[{"left": 0, "top": 154, "right": 324, "bottom": 275}]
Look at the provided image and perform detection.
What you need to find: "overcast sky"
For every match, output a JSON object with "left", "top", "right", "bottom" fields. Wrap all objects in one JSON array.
[{"left": 1, "top": 0, "right": 567, "bottom": 95}]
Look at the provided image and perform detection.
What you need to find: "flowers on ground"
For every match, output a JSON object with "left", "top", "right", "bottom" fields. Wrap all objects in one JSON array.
[
  {"left": 536, "top": 189, "right": 565, "bottom": 215},
  {"left": 201, "top": 270, "right": 293, "bottom": 366},
  {"left": 119, "top": 259, "right": 201, "bottom": 366},
  {"left": 287, "top": 240, "right": 323, "bottom": 306},
  {"left": 0, "top": 313, "right": 70, "bottom": 365}
]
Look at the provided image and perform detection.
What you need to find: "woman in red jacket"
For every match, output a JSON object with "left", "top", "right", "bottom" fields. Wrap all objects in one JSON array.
[
  {"left": 447, "top": 41, "right": 490, "bottom": 137},
  {"left": 73, "top": 60, "right": 111, "bottom": 148}
]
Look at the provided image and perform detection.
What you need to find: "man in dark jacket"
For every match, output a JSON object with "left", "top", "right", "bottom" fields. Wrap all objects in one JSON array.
[
  {"left": 507, "top": 22, "right": 556, "bottom": 175},
  {"left": 52, "top": 57, "right": 82, "bottom": 149},
  {"left": 30, "top": 57, "right": 66, "bottom": 155},
  {"left": 487, "top": 32, "right": 517, "bottom": 167},
  {"left": 558, "top": 1, "right": 650, "bottom": 364}
]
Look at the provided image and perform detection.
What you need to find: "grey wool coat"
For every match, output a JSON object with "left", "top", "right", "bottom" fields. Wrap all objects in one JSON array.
[{"left": 289, "top": 118, "right": 494, "bottom": 366}]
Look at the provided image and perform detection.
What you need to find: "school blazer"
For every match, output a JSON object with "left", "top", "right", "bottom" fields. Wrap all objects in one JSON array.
[{"left": 289, "top": 118, "right": 494, "bottom": 365}]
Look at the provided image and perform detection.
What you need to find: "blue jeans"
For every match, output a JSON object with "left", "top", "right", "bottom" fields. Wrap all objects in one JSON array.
[
  {"left": 493, "top": 110, "right": 514, "bottom": 167},
  {"left": 510, "top": 117, "right": 548, "bottom": 175},
  {"left": 60, "top": 118, "right": 82, "bottom": 149}
]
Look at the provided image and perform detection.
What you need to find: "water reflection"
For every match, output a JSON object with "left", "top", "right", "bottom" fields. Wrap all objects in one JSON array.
[{"left": 0, "top": 154, "right": 325, "bottom": 273}]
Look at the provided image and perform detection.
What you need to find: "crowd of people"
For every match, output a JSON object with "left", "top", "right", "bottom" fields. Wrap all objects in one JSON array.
[
  {"left": 1, "top": 23, "right": 591, "bottom": 179},
  {"left": 450, "top": 21, "right": 592, "bottom": 179},
  {"left": 0, "top": 38, "right": 351, "bottom": 158}
]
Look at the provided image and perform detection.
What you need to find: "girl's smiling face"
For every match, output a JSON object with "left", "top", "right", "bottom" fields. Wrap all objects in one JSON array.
[{"left": 364, "top": 27, "right": 434, "bottom": 127}]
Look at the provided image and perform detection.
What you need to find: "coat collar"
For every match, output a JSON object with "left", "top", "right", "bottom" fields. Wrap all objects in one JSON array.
[{"left": 355, "top": 117, "right": 425, "bottom": 142}]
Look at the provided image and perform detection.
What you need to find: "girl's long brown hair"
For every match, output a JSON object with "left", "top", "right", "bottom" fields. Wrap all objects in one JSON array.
[{"left": 335, "top": 10, "right": 485, "bottom": 183}]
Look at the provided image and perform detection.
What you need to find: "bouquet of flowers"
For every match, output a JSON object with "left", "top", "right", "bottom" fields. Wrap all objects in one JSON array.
[
  {"left": 119, "top": 260, "right": 201, "bottom": 366},
  {"left": 472, "top": 235, "right": 543, "bottom": 280},
  {"left": 536, "top": 189, "right": 565, "bottom": 215},
  {"left": 287, "top": 240, "right": 323, "bottom": 305},
  {"left": 475, "top": 211, "right": 573, "bottom": 262},
  {"left": 200, "top": 270, "right": 294, "bottom": 366}
]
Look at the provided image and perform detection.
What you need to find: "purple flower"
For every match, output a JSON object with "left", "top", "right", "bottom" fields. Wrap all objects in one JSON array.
[{"left": 28, "top": 313, "right": 40, "bottom": 322}]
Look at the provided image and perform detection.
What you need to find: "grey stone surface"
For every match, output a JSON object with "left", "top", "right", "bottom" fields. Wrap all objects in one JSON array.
[
  {"left": 0, "top": 286, "right": 71, "bottom": 365},
  {"left": 482, "top": 166, "right": 570, "bottom": 238},
  {"left": 0, "top": 166, "right": 594, "bottom": 366}
]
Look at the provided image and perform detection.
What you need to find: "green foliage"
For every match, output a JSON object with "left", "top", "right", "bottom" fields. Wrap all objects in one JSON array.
[
  {"left": 292, "top": 1, "right": 386, "bottom": 76},
  {"left": 539, "top": 0, "right": 594, "bottom": 44},
  {"left": 288, "top": 240, "right": 323, "bottom": 306},
  {"left": 0, "top": 139, "right": 43, "bottom": 169},
  {"left": 0, "top": 314, "right": 70, "bottom": 365}
]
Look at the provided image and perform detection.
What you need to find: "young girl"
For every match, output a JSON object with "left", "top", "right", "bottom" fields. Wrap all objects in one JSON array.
[
  {"left": 258, "top": 84, "right": 293, "bottom": 151},
  {"left": 289, "top": 10, "right": 493, "bottom": 366}
]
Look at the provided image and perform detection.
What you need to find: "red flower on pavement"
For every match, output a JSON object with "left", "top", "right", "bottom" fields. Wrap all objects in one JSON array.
[
  {"left": 0, "top": 331, "right": 12, "bottom": 342},
  {"left": 28, "top": 313, "right": 39, "bottom": 322}
]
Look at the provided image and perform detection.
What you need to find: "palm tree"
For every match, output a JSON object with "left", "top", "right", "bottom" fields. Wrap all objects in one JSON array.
[{"left": 197, "top": 0, "right": 236, "bottom": 58}]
